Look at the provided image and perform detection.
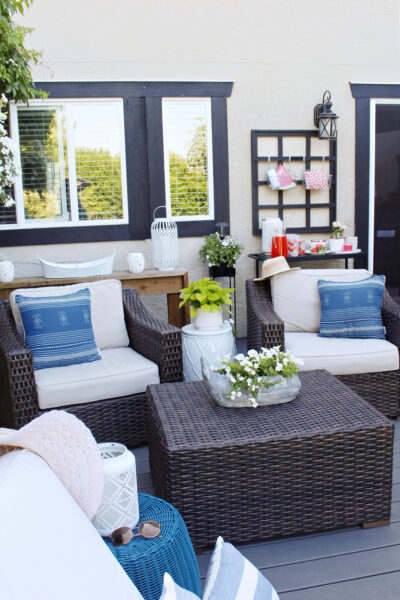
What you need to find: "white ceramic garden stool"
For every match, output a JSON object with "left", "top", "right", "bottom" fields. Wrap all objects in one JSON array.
[
  {"left": 182, "top": 321, "right": 236, "bottom": 382},
  {"left": 93, "top": 442, "right": 139, "bottom": 537}
]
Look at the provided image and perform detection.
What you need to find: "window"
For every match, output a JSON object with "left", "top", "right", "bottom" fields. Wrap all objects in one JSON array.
[
  {"left": 162, "top": 98, "right": 214, "bottom": 221},
  {"left": 8, "top": 99, "right": 128, "bottom": 228},
  {"left": 1, "top": 82, "right": 232, "bottom": 247}
]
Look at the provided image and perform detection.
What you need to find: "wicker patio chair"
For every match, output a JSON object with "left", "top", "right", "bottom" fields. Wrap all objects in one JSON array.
[
  {"left": 246, "top": 277, "right": 400, "bottom": 418},
  {"left": 0, "top": 288, "right": 182, "bottom": 446}
]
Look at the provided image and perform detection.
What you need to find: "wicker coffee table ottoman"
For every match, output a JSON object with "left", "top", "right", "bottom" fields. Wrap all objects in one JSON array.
[{"left": 146, "top": 370, "right": 394, "bottom": 549}]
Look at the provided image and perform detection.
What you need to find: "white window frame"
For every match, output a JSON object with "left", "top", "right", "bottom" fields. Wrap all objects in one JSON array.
[
  {"left": 162, "top": 97, "right": 214, "bottom": 222},
  {"left": 5, "top": 98, "right": 129, "bottom": 230}
]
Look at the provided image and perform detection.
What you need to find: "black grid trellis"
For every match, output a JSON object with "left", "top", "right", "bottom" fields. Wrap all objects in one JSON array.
[{"left": 251, "top": 129, "right": 337, "bottom": 235}]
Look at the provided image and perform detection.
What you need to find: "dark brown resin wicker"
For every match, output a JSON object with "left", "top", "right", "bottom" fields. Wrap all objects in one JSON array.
[
  {"left": 147, "top": 371, "right": 393, "bottom": 549},
  {"left": 0, "top": 289, "right": 182, "bottom": 447},
  {"left": 246, "top": 278, "right": 400, "bottom": 418}
]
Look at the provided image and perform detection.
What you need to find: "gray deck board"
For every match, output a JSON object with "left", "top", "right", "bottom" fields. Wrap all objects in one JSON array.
[{"left": 135, "top": 396, "right": 400, "bottom": 599}]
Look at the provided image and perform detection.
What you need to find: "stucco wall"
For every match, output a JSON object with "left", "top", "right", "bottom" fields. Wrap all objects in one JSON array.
[{"left": 3, "top": 0, "right": 400, "bottom": 333}]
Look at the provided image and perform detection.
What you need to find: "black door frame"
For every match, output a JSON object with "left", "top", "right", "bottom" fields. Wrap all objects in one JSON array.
[{"left": 351, "top": 82, "right": 400, "bottom": 270}]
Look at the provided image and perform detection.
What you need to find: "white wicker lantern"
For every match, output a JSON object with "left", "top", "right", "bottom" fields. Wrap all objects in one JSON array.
[
  {"left": 93, "top": 443, "right": 139, "bottom": 537},
  {"left": 151, "top": 206, "right": 179, "bottom": 271}
]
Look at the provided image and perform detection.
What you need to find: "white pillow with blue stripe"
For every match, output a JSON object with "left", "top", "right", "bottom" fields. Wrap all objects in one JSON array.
[
  {"left": 203, "top": 536, "right": 280, "bottom": 600},
  {"left": 159, "top": 573, "right": 201, "bottom": 600}
]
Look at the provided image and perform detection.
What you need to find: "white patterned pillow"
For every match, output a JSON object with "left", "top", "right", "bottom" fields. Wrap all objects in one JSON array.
[
  {"left": 159, "top": 573, "right": 201, "bottom": 600},
  {"left": 203, "top": 536, "right": 280, "bottom": 600}
]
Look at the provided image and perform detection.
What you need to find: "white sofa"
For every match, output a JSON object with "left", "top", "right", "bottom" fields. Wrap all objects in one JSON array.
[{"left": 0, "top": 448, "right": 143, "bottom": 600}]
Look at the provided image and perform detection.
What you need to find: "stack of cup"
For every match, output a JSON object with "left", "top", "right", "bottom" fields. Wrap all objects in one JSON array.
[{"left": 344, "top": 236, "right": 358, "bottom": 252}]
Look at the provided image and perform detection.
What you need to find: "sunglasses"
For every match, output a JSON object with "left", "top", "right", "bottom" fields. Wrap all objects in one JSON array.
[{"left": 109, "top": 521, "right": 162, "bottom": 546}]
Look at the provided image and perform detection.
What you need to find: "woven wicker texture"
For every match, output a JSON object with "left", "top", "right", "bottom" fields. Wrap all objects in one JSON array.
[
  {"left": 103, "top": 493, "right": 201, "bottom": 600},
  {"left": 0, "top": 289, "right": 182, "bottom": 447},
  {"left": 245, "top": 278, "right": 400, "bottom": 418},
  {"left": 147, "top": 371, "right": 393, "bottom": 549}
]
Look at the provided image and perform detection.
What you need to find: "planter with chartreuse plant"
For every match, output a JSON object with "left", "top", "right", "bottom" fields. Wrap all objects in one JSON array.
[{"left": 179, "top": 277, "right": 234, "bottom": 330}]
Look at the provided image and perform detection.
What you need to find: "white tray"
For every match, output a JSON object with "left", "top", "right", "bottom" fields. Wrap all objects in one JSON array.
[
  {"left": 332, "top": 249, "right": 361, "bottom": 255},
  {"left": 39, "top": 251, "right": 115, "bottom": 279}
]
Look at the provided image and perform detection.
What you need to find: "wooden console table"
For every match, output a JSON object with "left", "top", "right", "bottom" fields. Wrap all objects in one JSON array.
[{"left": 0, "top": 268, "right": 190, "bottom": 328}]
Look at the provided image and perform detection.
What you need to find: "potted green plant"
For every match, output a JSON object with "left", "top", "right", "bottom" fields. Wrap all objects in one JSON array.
[
  {"left": 199, "top": 233, "right": 243, "bottom": 278},
  {"left": 179, "top": 277, "right": 234, "bottom": 330},
  {"left": 329, "top": 220, "right": 347, "bottom": 253}
]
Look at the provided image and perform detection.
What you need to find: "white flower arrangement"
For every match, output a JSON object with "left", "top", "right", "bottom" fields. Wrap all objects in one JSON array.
[
  {"left": 199, "top": 232, "right": 243, "bottom": 268},
  {"left": 0, "top": 95, "right": 18, "bottom": 208},
  {"left": 331, "top": 221, "right": 347, "bottom": 239},
  {"left": 212, "top": 346, "right": 303, "bottom": 408}
]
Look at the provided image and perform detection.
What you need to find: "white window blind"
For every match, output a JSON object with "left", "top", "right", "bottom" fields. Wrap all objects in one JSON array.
[
  {"left": 8, "top": 99, "right": 128, "bottom": 229},
  {"left": 162, "top": 98, "right": 214, "bottom": 221},
  {"left": 17, "top": 105, "right": 70, "bottom": 222}
]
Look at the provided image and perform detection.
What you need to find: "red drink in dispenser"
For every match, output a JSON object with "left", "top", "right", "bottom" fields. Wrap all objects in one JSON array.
[
  {"left": 281, "top": 235, "right": 288, "bottom": 257},
  {"left": 271, "top": 236, "right": 288, "bottom": 258}
]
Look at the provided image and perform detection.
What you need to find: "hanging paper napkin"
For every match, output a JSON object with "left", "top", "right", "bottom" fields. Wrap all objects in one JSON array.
[
  {"left": 267, "top": 168, "right": 280, "bottom": 190},
  {"left": 304, "top": 170, "right": 330, "bottom": 190},
  {"left": 276, "top": 163, "right": 296, "bottom": 190}
]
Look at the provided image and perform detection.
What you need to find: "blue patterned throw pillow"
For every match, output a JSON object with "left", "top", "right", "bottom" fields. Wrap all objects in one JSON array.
[
  {"left": 318, "top": 275, "right": 386, "bottom": 339},
  {"left": 16, "top": 288, "right": 101, "bottom": 370},
  {"left": 203, "top": 536, "right": 280, "bottom": 600}
]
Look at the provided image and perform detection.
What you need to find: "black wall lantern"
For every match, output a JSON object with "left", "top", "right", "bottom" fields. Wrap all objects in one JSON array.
[
  {"left": 314, "top": 90, "right": 338, "bottom": 140},
  {"left": 215, "top": 221, "right": 229, "bottom": 239}
]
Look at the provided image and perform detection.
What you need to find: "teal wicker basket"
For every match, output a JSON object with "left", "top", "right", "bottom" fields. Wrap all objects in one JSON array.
[{"left": 103, "top": 493, "right": 201, "bottom": 600}]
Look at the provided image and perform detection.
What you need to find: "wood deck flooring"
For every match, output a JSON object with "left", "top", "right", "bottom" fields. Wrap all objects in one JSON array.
[{"left": 135, "top": 423, "right": 400, "bottom": 600}]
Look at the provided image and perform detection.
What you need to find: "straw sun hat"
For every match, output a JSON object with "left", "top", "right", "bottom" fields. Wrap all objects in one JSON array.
[{"left": 254, "top": 256, "right": 300, "bottom": 281}]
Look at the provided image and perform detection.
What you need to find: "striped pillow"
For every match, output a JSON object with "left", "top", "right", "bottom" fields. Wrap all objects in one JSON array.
[
  {"left": 318, "top": 275, "right": 386, "bottom": 339},
  {"left": 203, "top": 536, "right": 280, "bottom": 600},
  {"left": 160, "top": 573, "right": 201, "bottom": 600},
  {"left": 16, "top": 288, "right": 101, "bottom": 370}
]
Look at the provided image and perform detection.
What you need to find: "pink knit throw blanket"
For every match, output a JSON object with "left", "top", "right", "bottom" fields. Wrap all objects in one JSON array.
[{"left": 0, "top": 411, "right": 104, "bottom": 520}]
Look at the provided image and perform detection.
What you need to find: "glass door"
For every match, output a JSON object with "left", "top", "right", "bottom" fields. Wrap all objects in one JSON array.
[{"left": 370, "top": 101, "right": 400, "bottom": 294}]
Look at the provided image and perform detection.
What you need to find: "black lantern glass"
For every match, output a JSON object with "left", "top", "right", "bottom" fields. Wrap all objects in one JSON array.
[
  {"left": 215, "top": 221, "right": 229, "bottom": 239},
  {"left": 314, "top": 90, "right": 338, "bottom": 140}
]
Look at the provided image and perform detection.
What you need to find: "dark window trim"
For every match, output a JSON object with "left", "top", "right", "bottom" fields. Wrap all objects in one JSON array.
[
  {"left": 35, "top": 81, "right": 233, "bottom": 98},
  {"left": 1, "top": 81, "right": 233, "bottom": 247},
  {"left": 350, "top": 82, "right": 400, "bottom": 268}
]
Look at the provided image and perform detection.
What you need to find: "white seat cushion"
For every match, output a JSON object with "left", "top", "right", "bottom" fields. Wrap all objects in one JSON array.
[
  {"left": 35, "top": 347, "right": 160, "bottom": 409},
  {"left": 285, "top": 331, "right": 399, "bottom": 375},
  {"left": 0, "top": 450, "right": 143, "bottom": 600},
  {"left": 10, "top": 279, "right": 129, "bottom": 350},
  {"left": 271, "top": 269, "right": 372, "bottom": 332}
]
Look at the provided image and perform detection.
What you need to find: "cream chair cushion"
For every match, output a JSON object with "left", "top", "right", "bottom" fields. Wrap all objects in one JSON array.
[
  {"left": 285, "top": 332, "right": 399, "bottom": 375},
  {"left": 271, "top": 269, "right": 372, "bottom": 332},
  {"left": 35, "top": 347, "right": 160, "bottom": 409},
  {"left": 10, "top": 279, "right": 129, "bottom": 350},
  {"left": 0, "top": 450, "right": 143, "bottom": 600}
]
